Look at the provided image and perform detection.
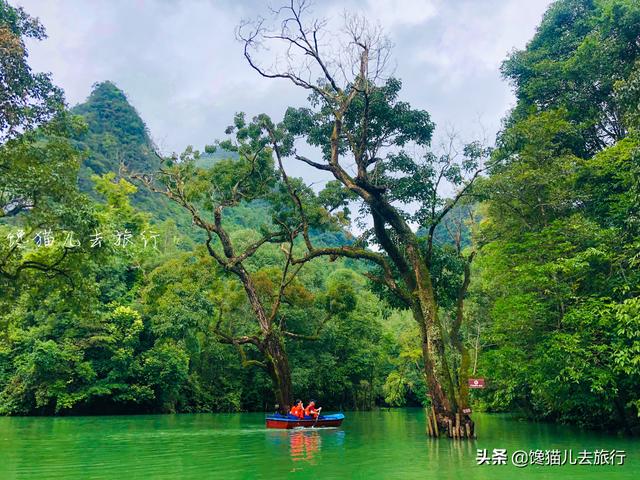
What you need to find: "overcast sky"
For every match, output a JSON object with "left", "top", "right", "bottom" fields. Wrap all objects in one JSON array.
[{"left": 17, "top": 0, "right": 552, "bottom": 177}]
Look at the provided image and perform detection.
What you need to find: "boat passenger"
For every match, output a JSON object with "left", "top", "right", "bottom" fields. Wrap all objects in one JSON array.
[
  {"left": 289, "top": 399, "right": 305, "bottom": 418},
  {"left": 304, "top": 400, "right": 321, "bottom": 419}
]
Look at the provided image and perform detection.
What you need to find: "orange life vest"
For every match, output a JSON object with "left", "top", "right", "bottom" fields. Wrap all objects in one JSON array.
[
  {"left": 290, "top": 404, "right": 304, "bottom": 418},
  {"left": 304, "top": 404, "right": 319, "bottom": 418}
]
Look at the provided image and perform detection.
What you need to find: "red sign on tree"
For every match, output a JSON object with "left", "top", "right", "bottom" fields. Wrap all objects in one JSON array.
[{"left": 469, "top": 378, "right": 485, "bottom": 388}]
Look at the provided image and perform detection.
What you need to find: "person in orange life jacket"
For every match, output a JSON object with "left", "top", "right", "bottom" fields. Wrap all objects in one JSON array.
[
  {"left": 304, "top": 400, "right": 321, "bottom": 419},
  {"left": 289, "top": 399, "right": 304, "bottom": 419}
]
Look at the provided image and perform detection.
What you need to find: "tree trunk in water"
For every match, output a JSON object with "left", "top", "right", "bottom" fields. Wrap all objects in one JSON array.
[
  {"left": 263, "top": 333, "right": 293, "bottom": 415},
  {"left": 447, "top": 254, "right": 475, "bottom": 438},
  {"left": 413, "top": 291, "right": 475, "bottom": 438}
]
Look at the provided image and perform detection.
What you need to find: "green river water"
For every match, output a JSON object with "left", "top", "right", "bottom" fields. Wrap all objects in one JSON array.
[{"left": 0, "top": 409, "right": 637, "bottom": 479}]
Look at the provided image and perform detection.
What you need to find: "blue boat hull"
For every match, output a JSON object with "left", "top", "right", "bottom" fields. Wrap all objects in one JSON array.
[{"left": 266, "top": 413, "right": 345, "bottom": 429}]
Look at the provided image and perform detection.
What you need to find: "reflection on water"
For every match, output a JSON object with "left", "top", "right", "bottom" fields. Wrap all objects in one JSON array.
[
  {"left": 0, "top": 411, "right": 637, "bottom": 479},
  {"left": 290, "top": 429, "right": 320, "bottom": 463},
  {"left": 267, "top": 427, "right": 346, "bottom": 465}
]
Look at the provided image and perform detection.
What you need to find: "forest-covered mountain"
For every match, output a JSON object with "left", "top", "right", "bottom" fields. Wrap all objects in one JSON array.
[
  {"left": 70, "top": 81, "right": 197, "bottom": 231},
  {"left": 73, "top": 81, "right": 160, "bottom": 178},
  {"left": 68, "top": 81, "right": 353, "bottom": 247}
]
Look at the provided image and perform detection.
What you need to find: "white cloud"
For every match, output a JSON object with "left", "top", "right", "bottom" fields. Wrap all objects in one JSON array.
[
  {"left": 363, "top": 0, "right": 440, "bottom": 29},
  {"left": 415, "top": 0, "right": 553, "bottom": 88},
  {"left": 18, "top": 0, "right": 553, "bottom": 160}
]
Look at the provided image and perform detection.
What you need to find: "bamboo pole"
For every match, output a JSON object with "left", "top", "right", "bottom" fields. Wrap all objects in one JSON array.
[
  {"left": 431, "top": 405, "right": 439, "bottom": 437},
  {"left": 425, "top": 408, "right": 434, "bottom": 436},
  {"left": 455, "top": 413, "right": 461, "bottom": 439},
  {"left": 465, "top": 423, "right": 471, "bottom": 438}
]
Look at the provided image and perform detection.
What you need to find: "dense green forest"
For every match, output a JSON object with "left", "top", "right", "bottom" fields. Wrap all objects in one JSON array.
[
  {"left": 0, "top": 0, "right": 638, "bottom": 435},
  {"left": 474, "top": 0, "right": 640, "bottom": 431}
]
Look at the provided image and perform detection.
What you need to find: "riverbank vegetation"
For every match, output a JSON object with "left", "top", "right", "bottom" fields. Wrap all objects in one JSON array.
[{"left": 0, "top": 0, "right": 638, "bottom": 435}]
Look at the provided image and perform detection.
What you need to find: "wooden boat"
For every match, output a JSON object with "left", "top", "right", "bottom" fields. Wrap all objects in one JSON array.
[{"left": 266, "top": 413, "right": 345, "bottom": 429}]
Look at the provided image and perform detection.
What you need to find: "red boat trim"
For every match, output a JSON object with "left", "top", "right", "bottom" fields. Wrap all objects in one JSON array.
[{"left": 266, "top": 418, "right": 344, "bottom": 429}]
